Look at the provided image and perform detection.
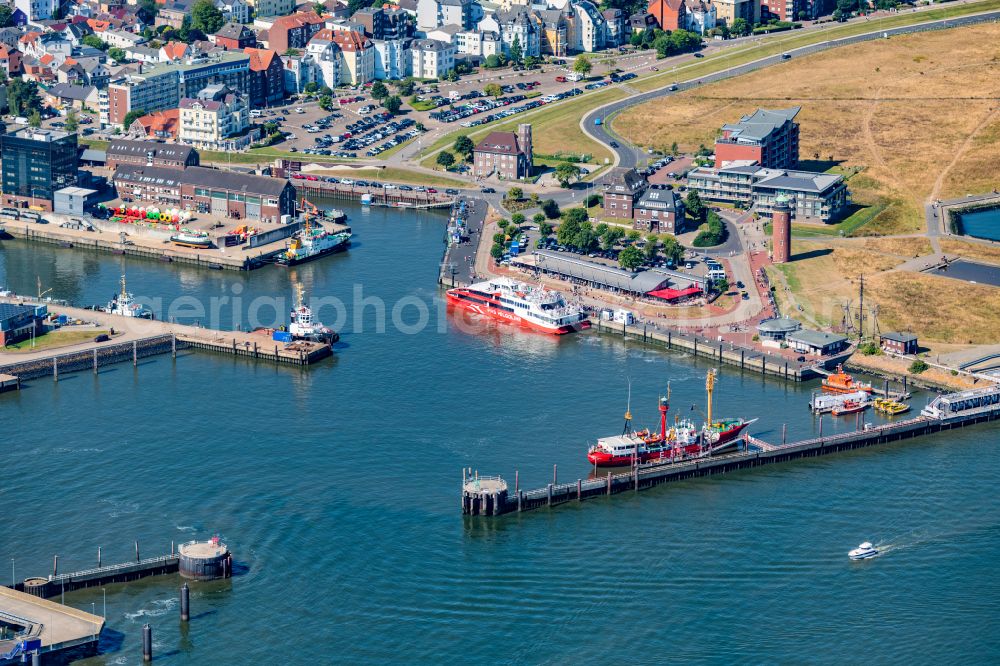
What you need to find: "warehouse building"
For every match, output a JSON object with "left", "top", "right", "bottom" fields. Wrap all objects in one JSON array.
[{"left": 113, "top": 165, "right": 295, "bottom": 222}]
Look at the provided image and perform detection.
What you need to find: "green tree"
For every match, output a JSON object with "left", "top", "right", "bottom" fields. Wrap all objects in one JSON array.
[
  {"left": 686, "top": 190, "right": 705, "bottom": 220},
  {"left": 313, "top": 1, "right": 325, "bottom": 14},
  {"left": 573, "top": 54, "right": 592, "bottom": 77},
  {"left": 285, "top": 48, "right": 300, "bottom": 57},
  {"left": 523, "top": 55, "right": 537, "bottom": 69},
  {"left": 371, "top": 81, "right": 389, "bottom": 100},
  {"left": 562, "top": 207, "right": 588, "bottom": 225},
  {"left": 397, "top": 78, "right": 415, "bottom": 96},
  {"left": 82, "top": 34, "right": 107, "bottom": 51},
  {"left": 554, "top": 163, "right": 582, "bottom": 188},
  {"left": 908, "top": 359, "right": 929, "bottom": 374},
  {"left": 122, "top": 108, "right": 147, "bottom": 129},
  {"left": 484, "top": 83, "right": 502, "bottom": 98},
  {"left": 619, "top": 245, "right": 643, "bottom": 270},
  {"left": 602, "top": 225, "right": 624, "bottom": 250},
  {"left": 64, "top": 110, "right": 79, "bottom": 133},
  {"left": 574, "top": 221, "right": 598, "bottom": 251},
  {"left": 714, "top": 277, "right": 729, "bottom": 293},
  {"left": 541, "top": 199, "right": 560, "bottom": 219},
  {"left": 191, "top": 0, "right": 225, "bottom": 34},
  {"left": 453, "top": 135, "right": 474, "bottom": 159},
  {"left": 304, "top": 81, "right": 319, "bottom": 94},
  {"left": 731, "top": 18, "right": 749, "bottom": 36},
  {"left": 670, "top": 141, "right": 679, "bottom": 156},
  {"left": 532, "top": 212, "right": 545, "bottom": 225},
  {"left": 384, "top": 95, "right": 402, "bottom": 114},
  {"left": 263, "top": 121, "right": 279, "bottom": 134},
  {"left": 511, "top": 212, "right": 525, "bottom": 226},
  {"left": 0, "top": 5, "right": 13, "bottom": 26},
  {"left": 626, "top": 229, "right": 642, "bottom": 243},
  {"left": 318, "top": 95, "right": 333, "bottom": 111},
  {"left": 660, "top": 235, "right": 684, "bottom": 265},
  {"left": 556, "top": 216, "right": 581, "bottom": 246},
  {"left": 484, "top": 54, "right": 501, "bottom": 69},
  {"left": 7, "top": 80, "right": 42, "bottom": 117},
  {"left": 538, "top": 220, "right": 553, "bottom": 237},
  {"left": 28, "top": 110, "right": 41, "bottom": 127},
  {"left": 108, "top": 47, "right": 127, "bottom": 63},
  {"left": 509, "top": 35, "right": 522, "bottom": 65},
  {"left": 137, "top": 0, "right": 158, "bottom": 18},
  {"left": 436, "top": 151, "right": 455, "bottom": 169},
  {"left": 645, "top": 235, "right": 660, "bottom": 261},
  {"left": 320, "top": 85, "right": 333, "bottom": 96},
  {"left": 506, "top": 186, "right": 524, "bottom": 201},
  {"left": 491, "top": 243, "right": 504, "bottom": 260},
  {"left": 629, "top": 32, "right": 644, "bottom": 47}
]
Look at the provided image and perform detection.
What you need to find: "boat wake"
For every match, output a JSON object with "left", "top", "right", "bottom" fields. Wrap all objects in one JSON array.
[{"left": 124, "top": 598, "right": 176, "bottom": 621}]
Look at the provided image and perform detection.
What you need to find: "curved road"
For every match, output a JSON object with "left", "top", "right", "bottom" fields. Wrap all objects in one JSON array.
[{"left": 582, "top": 9, "right": 1000, "bottom": 170}]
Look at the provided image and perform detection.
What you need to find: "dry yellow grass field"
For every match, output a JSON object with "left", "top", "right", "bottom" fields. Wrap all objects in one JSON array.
[
  {"left": 767, "top": 238, "right": 1000, "bottom": 343},
  {"left": 615, "top": 24, "right": 1000, "bottom": 236},
  {"left": 940, "top": 239, "right": 1000, "bottom": 265}
]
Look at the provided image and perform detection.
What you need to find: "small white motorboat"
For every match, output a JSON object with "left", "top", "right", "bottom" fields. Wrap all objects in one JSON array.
[{"left": 848, "top": 541, "right": 879, "bottom": 560}]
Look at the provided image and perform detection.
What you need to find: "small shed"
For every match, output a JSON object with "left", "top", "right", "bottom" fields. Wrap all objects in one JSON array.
[
  {"left": 756, "top": 317, "right": 801, "bottom": 341},
  {"left": 880, "top": 332, "right": 918, "bottom": 355},
  {"left": 53, "top": 186, "right": 98, "bottom": 216}
]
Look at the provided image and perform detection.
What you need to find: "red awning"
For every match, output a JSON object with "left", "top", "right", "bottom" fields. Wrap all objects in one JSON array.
[{"left": 648, "top": 286, "right": 702, "bottom": 301}]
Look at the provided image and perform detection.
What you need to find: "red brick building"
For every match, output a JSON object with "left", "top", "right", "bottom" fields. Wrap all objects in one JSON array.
[
  {"left": 266, "top": 12, "right": 326, "bottom": 55},
  {"left": 880, "top": 332, "right": 918, "bottom": 355},
  {"left": 473, "top": 125, "right": 533, "bottom": 180},
  {"left": 715, "top": 107, "right": 800, "bottom": 169},
  {"left": 113, "top": 164, "right": 295, "bottom": 222},
  {"left": 213, "top": 22, "right": 257, "bottom": 50},
  {"left": 602, "top": 167, "right": 647, "bottom": 220},
  {"left": 646, "top": 0, "right": 686, "bottom": 30},
  {"left": 633, "top": 185, "right": 686, "bottom": 234}
]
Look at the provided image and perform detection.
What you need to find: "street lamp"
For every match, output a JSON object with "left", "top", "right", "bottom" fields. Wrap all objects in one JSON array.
[{"left": 102, "top": 588, "right": 106, "bottom": 619}]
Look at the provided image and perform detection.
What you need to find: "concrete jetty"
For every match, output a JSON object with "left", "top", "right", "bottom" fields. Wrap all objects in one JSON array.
[
  {"left": 0, "top": 299, "right": 332, "bottom": 382},
  {"left": 463, "top": 386, "right": 1000, "bottom": 516},
  {"left": 1, "top": 213, "right": 350, "bottom": 272},
  {"left": 0, "top": 587, "right": 103, "bottom": 662}
]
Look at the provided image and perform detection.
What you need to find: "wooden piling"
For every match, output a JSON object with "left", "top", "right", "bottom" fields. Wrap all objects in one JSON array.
[
  {"left": 93, "top": 348, "right": 98, "bottom": 374},
  {"left": 547, "top": 483, "right": 553, "bottom": 506},
  {"left": 135, "top": 540, "right": 139, "bottom": 563},
  {"left": 142, "top": 624, "right": 152, "bottom": 662},
  {"left": 577, "top": 479, "right": 582, "bottom": 500},
  {"left": 53, "top": 356, "right": 58, "bottom": 381},
  {"left": 552, "top": 464, "right": 557, "bottom": 485},
  {"left": 133, "top": 340, "right": 138, "bottom": 367},
  {"left": 97, "top": 547, "right": 101, "bottom": 568},
  {"left": 606, "top": 471, "right": 612, "bottom": 496}
]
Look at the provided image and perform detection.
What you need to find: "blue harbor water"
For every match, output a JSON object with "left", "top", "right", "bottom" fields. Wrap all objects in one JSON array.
[
  {"left": 957, "top": 206, "right": 1000, "bottom": 241},
  {"left": 2, "top": 203, "right": 999, "bottom": 663}
]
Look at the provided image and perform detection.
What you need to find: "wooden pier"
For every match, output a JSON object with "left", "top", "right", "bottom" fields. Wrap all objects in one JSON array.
[
  {"left": 0, "top": 373, "right": 19, "bottom": 393},
  {"left": 15, "top": 553, "right": 181, "bottom": 599},
  {"left": 591, "top": 318, "right": 838, "bottom": 381},
  {"left": 463, "top": 390, "right": 1000, "bottom": 516}
]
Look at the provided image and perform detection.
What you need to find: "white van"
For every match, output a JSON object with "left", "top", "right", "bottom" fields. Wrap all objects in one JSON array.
[{"left": 249, "top": 110, "right": 262, "bottom": 118}]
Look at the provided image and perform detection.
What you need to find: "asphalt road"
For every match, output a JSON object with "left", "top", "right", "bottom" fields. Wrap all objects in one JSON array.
[{"left": 582, "top": 9, "right": 1000, "bottom": 170}]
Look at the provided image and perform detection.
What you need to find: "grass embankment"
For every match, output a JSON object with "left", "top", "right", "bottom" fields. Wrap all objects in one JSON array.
[
  {"left": 616, "top": 22, "right": 1000, "bottom": 237},
  {"left": 628, "top": 0, "right": 1000, "bottom": 94},
  {"left": 84, "top": 139, "right": 362, "bottom": 165},
  {"left": 2, "top": 329, "right": 109, "bottom": 353},
  {"left": 420, "top": 88, "right": 628, "bottom": 170},
  {"left": 940, "top": 238, "right": 1000, "bottom": 265}
]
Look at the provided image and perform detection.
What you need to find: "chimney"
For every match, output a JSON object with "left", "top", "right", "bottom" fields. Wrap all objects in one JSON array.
[{"left": 517, "top": 123, "right": 532, "bottom": 173}]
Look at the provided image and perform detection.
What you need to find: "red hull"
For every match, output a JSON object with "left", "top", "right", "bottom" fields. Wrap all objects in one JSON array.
[
  {"left": 446, "top": 290, "right": 587, "bottom": 335},
  {"left": 587, "top": 441, "right": 705, "bottom": 467}
]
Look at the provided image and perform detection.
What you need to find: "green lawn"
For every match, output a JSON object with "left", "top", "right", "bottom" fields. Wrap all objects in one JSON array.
[
  {"left": 2, "top": 329, "right": 109, "bottom": 353},
  {"left": 309, "top": 166, "right": 467, "bottom": 188},
  {"left": 420, "top": 88, "right": 628, "bottom": 169}
]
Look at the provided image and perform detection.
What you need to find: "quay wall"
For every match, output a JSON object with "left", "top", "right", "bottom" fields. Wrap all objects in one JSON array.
[
  {"left": 591, "top": 317, "right": 831, "bottom": 381},
  {"left": 0, "top": 335, "right": 178, "bottom": 381}
]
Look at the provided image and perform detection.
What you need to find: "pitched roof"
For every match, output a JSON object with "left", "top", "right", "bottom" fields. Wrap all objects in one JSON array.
[
  {"left": 881, "top": 331, "right": 918, "bottom": 343},
  {"left": 244, "top": 47, "right": 278, "bottom": 71},
  {"left": 721, "top": 107, "right": 800, "bottom": 142},
  {"left": 753, "top": 168, "right": 843, "bottom": 194},
  {"left": 46, "top": 82, "right": 95, "bottom": 100},
  {"left": 132, "top": 109, "right": 181, "bottom": 137},
  {"left": 215, "top": 22, "right": 253, "bottom": 40},
  {"left": 160, "top": 41, "right": 189, "bottom": 60},
  {"left": 636, "top": 186, "right": 683, "bottom": 211},
  {"left": 108, "top": 139, "right": 195, "bottom": 162},
  {"left": 114, "top": 164, "right": 290, "bottom": 196},
  {"left": 332, "top": 29, "right": 369, "bottom": 51},
  {"left": 474, "top": 131, "right": 523, "bottom": 156},
  {"left": 786, "top": 329, "right": 848, "bottom": 348}
]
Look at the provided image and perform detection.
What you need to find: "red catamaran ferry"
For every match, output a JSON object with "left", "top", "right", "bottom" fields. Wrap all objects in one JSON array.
[{"left": 447, "top": 277, "right": 590, "bottom": 335}]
